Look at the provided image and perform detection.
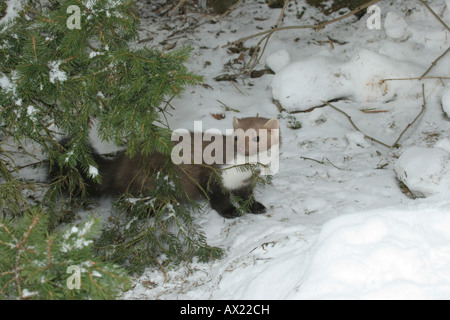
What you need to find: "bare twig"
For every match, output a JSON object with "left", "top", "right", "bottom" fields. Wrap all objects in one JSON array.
[
  {"left": 418, "top": 0, "right": 450, "bottom": 33},
  {"left": 168, "top": 0, "right": 185, "bottom": 17},
  {"left": 323, "top": 84, "right": 427, "bottom": 149},
  {"left": 9, "top": 160, "right": 47, "bottom": 173},
  {"left": 421, "top": 46, "right": 450, "bottom": 77},
  {"left": 391, "top": 84, "right": 427, "bottom": 147},
  {"left": 223, "top": 0, "right": 383, "bottom": 48},
  {"left": 380, "top": 76, "right": 450, "bottom": 84},
  {"left": 324, "top": 100, "right": 392, "bottom": 148},
  {"left": 288, "top": 97, "right": 347, "bottom": 114},
  {"left": 218, "top": 0, "right": 245, "bottom": 20},
  {"left": 244, "top": 0, "right": 291, "bottom": 73},
  {"left": 300, "top": 156, "right": 342, "bottom": 170},
  {"left": 415, "top": 0, "right": 450, "bottom": 77}
]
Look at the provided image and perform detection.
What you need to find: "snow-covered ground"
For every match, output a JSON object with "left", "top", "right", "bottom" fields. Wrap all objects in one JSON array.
[
  {"left": 3, "top": 0, "right": 450, "bottom": 299},
  {"left": 122, "top": 0, "right": 450, "bottom": 300}
]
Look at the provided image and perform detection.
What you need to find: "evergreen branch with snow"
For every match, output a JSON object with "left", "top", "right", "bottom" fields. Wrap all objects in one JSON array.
[
  {"left": 0, "top": 0, "right": 222, "bottom": 296},
  {"left": 0, "top": 208, "right": 129, "bottom": 299}
]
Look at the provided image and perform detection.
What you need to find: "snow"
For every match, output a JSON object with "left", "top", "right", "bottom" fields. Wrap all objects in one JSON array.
[
  {"left": 88, "top": 165, "right": 99, "bottom": 178},
  {"left": 0, "top": 72, "right": 14, "bottom": 93},
  {"left": 6, "top": 0, "right": 450, "bottom": 300},
  {"left": 436, "top": 138, "right": 450, "bottom": 153},
  {"left": 265, "top": 49, "right": 290, "bottom": 73},
  {"left": 443, "top": 87, "right": 450, "bottom": 117},
  {"left": 61, "top": 219, "right": 96, "bottom": 253},
  {"left": 345, "top": 131, "right": 371, "bottom": 149},
  {"left": 0, "top": 0, "right": 24, "bottom": 28},
  {"left": 271, "top": 49, "right": 421, "bottom": 112},
  {"left": 296, "top": 203, "right": 450, "bottom": 299},
  {"left": 271, "top": 54, "right": 351, "bottom": 111},
  {"left": 48, "top": 60, "right": 67, "bottom": 84},
  {"left": 384, "top": 11, "right": 410, "bottom": 40}
]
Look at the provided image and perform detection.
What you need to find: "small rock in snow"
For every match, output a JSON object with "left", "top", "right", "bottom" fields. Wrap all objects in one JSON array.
[
  {"left": 308, "top": 108, "right": 327, "bottom": 126},
  {"left": 384, "top": 12, "right": 410, "bottom": 40},
  {"left": 441, "top": 88, "right": 450, "bottom": 117},
  {"left": 394, "top": 146, "right": 450, "bottom": 198},
  {"left": 345, "top": 131, "right": 371, "bottom": 148},
  {"left": 435, "top": 138, "right": 450, "bottom": 154}
]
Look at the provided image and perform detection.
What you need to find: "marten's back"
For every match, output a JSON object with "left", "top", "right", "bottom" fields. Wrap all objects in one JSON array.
[
  {"left": 94, "top": 150, "right": 215, "bottom": 200},
  {"left": 49, "top": 132, "right": 231, "bottom": 199}
]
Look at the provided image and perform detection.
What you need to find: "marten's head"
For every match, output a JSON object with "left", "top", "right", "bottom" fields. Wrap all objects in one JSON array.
[{"left": 232, "top": 116, "right": 280, "bottom": 157}]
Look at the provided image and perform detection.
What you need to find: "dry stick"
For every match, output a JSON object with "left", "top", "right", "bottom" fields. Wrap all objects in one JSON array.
[
  {"left": 392, "top": 84, "right": 427, "bottom": 148},
  {"left": 222, "top": 0, "right": 383, "bottom": 48},
  {"left": 323, "top": 100, "right": 392, "bottom": 148},
  {"left": 288, "top": 97, "right": 346, "bottom": 114},
  {"left": 418, "top": 0, "right": 450, "bottom": 33},
  {"left": 168, "top": 0, "right": 185, "bottom": 17},
  {"left": 300, "top": 156, "right": 342, "bottom": 170},
  {"left": 323, "top": 84, "right": 427, "bottom": 149},
  {"left": 244, "top": 0, "right": 291, "bottom": 73},
  {"left": 416, "top": 0, "right": 450, "bottom": 77},
  {"left": 380, "top": 76, "right": 450, "bottom": 84},
  {"left": 218, "top": 0, "right": 245, "bottom": 20},
  {"left": 244, "top": 32, "right": 271, "bottom": 73},
  {"left": 421, "top": 46, "right": 450, "bottom": 77}
]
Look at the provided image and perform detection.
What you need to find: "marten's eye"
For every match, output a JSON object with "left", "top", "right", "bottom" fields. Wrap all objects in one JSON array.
[{"left": 254, "top": 136, "right": 260, "bottom": 142}]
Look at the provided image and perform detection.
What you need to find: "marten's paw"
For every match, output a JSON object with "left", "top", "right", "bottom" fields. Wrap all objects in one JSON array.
[
  {"left": 219, "top": 207, "right": 241, "bottom": 219},
  {"left": 249, "top": 201, "right": 266, "bottom": 214}
]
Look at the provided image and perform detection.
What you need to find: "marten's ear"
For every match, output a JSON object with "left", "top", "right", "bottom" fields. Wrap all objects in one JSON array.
[
  {"left": 232, "top": 116, "right": 240, "bottom": 129},
  {"left": 263, "top": 118, "right": 279, "bottom": 130}
]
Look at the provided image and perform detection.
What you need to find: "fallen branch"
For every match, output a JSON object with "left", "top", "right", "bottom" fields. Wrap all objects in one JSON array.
[
  {"left": 244, "top": 0, "right": 291, "bottom": 74},
  {"left": 300, "top": 156, "right": 342, "bottom": 170},
  {"left": 391, "top": 84, "right": 427, "bottom": 148},
  {"left": 418, "top": 0, "right": 450, "bottom": 33},
  {"left": 421, "top": 46, "right": 450, "bottom": 78},
  {"left": 168, "top": 0, "right": 185, "bottom": 17},
  {"left": 380, "top": 76, "right": 450, "bottom": 84},
  {"left": 288, "top": 97, "right": 347, "bottom": 114},
  {"left": 218, "top": 0, "right": 245, "bottom": 20},
  {"left": 222, "top": 0, "right": 383, "bottom": 49},
  {"left": 416, "top": 0, "right": 450, "bottom": 77},
  {"left": 324, "top": 100, "right": 392, "bottom": 148},
  {"left": 323, "top": 84, "right": 426, "bottom": 149}
]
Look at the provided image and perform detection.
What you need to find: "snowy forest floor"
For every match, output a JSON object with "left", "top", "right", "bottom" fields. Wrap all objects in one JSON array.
[
  {"left": 12, "top": 0, "right": 450, "bottom": 299},
  {"left": 117, "top": 0, "right": 450, "bottom": 299}
]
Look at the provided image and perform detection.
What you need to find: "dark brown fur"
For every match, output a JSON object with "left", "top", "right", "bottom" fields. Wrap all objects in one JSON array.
[{"left": 51, "top": 117, "right": 279, "bottom": 218}]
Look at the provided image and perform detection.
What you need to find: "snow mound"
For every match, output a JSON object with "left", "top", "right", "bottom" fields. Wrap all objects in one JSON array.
[
  {"left": 442, "top": 88, "right": 450, "bottom": 117},
  {"left": 436, "top": 138, "right": 450, "bottom": 153},
  {"left": 271, "top": 49, "right": 421, "bottom": 112},
  {"left": 348, "top": 49, "right": 420, "bottom": 103},
  {"left": 265, "top": 49, "right": 290, "bottom": 73},
  {"left": 296, "top": 205, "right": 450, "bottom": 299},
  {"left": 384, "top": 12, "right": 410, "bottom": 40},
  {"left": 394, "top": 146, "right": 450, "bottom": 198},
  {"left": 308, "top": 108, "right": 327, "bottom": 126},
  {"left": 271, "top": 55, "right": 351, "bottom": 111},
  {"left": 345, "top": 131, "right": 371, "bottom": 148}
]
